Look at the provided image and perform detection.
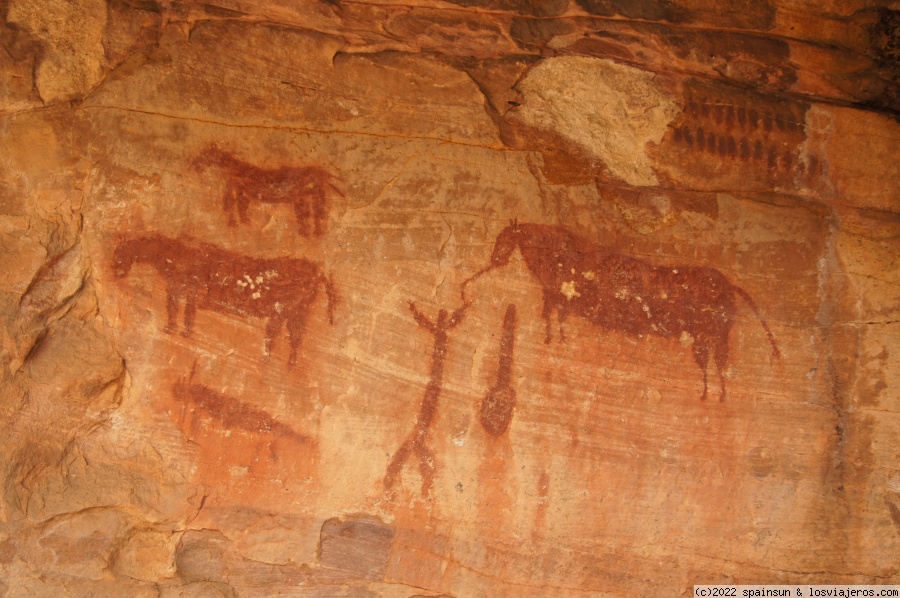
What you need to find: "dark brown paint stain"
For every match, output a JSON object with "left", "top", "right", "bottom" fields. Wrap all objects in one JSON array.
[
  {"left": 666, "top": 81, "right": 819, "bottom": 184},
  {"left": 480, "top": 304, "right": 517, "bottom": 436},
  {"left": 465, "top": 223, "right": 780, "bottom": 401},
  {"left": 383, "top": 301, "right": 468, "bottom": 497},
  {"left": 113, "top": 234, "right": 336, "bottom": 366},
  {"left": 193, "top": 144, "right": 344, "bottom": 236}
]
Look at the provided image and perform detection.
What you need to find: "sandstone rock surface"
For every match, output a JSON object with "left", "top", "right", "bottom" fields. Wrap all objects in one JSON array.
[{"left": 1, "top": 0, "right": 898, "bottom": 596}]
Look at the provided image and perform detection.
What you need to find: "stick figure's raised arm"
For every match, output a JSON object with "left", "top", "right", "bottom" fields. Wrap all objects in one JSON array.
[
  {"left": 408, "top": 301, "right": 436, "bottom": 333},
  {"left": 447, "top": 301, "right": 470, "bottom": 330}
]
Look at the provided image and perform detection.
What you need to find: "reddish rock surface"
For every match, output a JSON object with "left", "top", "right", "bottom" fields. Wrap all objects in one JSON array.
[{"left": 1, "top": 0, "right": 898, "bottom": 596}]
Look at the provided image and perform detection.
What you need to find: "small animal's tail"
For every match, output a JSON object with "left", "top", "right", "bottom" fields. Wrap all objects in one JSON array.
[
  {"left": 323, "top": 272, "right": 338, "bottom": 325},
  {"left": 734, "top": 286, "right": 782, "bottom": 361}
]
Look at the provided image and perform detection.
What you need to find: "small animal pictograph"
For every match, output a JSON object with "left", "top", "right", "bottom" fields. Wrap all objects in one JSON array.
[
  {"left": 383, "top": 301, "right": 468, "bottom": 498},
  {"left": 113, "top": 234, "right": 336, "bottom": 366},
  {"left": 192, "top": 144, "right": 343, "bottom": 236},
  {"left": 172, "top": 378, "right": 311, "bottom": 457},
  {"left": 480, "top": 304, "right": 518, "bottom": 436},
  {"left": 463, "top": 221, "right": 781, "bottom": 401}
]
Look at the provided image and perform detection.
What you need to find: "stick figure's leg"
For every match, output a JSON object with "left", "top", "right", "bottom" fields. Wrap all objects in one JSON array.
[
  {"left": 384, "top": 438, "right": 415, "bottom": 492},
  {"left": 417, "top": 443, "right": 436, "bottom": 498}
]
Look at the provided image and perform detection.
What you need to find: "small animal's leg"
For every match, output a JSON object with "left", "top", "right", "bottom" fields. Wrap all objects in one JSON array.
[
  {"left": 541, "top": 290, "right": 555, "bottom": 344},
  {"left": 384, "top": 438, "right": 414, "bottom": 492},
  {"left": 224, "top": 186, "right": 237, "bottom": 226},
  {"left": 264, "top": 316, "right": 286, "bottom": 361},
  {"left": 293, "top": 196, "right": 311, "bottom": 237},
  {"left": 692, "top": 340, "right": 710, "bottom": 401},
  {"left": 182, "top": 297, "right": 197, "bottom": 337},
  {"left": 285, "top": 311, "right": 308, "bottom": 367},
  {"left": 714, "top": 337, "right": 730, "bottom": 402},
  {"left": 313, "top": 187, "right": 326, "bottom": 236},
  {"left": 165, "top": 291, "right": 181, "bottom": 334},
  {"left": 303, "top": 193, "right": 314, "bottom": 236}
]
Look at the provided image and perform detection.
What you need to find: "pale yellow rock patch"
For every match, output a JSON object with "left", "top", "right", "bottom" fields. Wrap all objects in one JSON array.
[
  {"left": 516, "top": 56, "right": 679, "bottom": 186},
  {"left": 7, "top": 0, "right": 107, "bottom": 102}
]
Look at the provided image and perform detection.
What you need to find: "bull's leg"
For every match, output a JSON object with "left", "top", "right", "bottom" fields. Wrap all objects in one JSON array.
[
  {"left": 541, "top": 290, "right": 555, "bottom": 344},
  {"left": 182, "top": 296, "right": 197, "bottom": 337},
  {"left": 285, "top": 311, "right": 308, "bottom": 367},
  {"left": 714, "top": 337, "right": 730, "bottom": 402},
  {"left": 165, "top": 290, "right": 181, "bottom": 334},
  {"left": 558, "top": 303, "right": 570, "bottom": 343},
  {"left": 264, "top": 315, "right": 286, "bottom": 361},
  {"left": 691, "top": 340, "right": 710, "bottom": 401},
  {"left": 237, "top": 193, "right": 250, "bottom": 224}
]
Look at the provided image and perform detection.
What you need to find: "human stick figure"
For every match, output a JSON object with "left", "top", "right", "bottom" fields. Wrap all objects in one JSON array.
[{"left": 383, "top": 300, "right": 468, "bottom": 497}]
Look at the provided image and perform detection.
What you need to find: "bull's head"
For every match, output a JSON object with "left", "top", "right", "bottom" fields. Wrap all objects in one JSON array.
[
  {"left": 490, "top": 220, "right": 521, "bottom": 268},
  {"left": 460, "top": 220, "right": 521, "bottom": 300}
]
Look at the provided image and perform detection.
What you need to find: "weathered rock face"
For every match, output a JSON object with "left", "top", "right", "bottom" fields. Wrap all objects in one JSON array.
[{"left": 1, "top": 0, "right": 898, "bottom": 595}]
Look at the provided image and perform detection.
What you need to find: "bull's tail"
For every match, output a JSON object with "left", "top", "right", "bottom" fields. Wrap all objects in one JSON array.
[
  {"left": 734, "top": 286, "right": 782, "bottom": 361},
  {"left": 326, "top": 180, "right": 345, "bottom": 197},
  {"left": 322, "top": 272, "right": 337, "bottom": 325}
]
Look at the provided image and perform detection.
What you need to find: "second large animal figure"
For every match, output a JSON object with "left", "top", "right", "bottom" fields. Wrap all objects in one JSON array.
[
  {"left": 463, "top": 222, "right": 780, "bottom": 401},
  {"left": 113, "top": 234, "right": 336, "bottom": 367}
]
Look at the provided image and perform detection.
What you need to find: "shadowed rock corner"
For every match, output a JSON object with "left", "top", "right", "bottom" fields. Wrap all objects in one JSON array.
[{"left": 318, "top": 516, "right": 396, "bottom": 581}]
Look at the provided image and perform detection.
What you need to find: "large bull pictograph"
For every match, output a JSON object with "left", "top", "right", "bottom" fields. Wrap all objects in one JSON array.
[{"left": 463, "top": 222, "right": 781, "bottom": 401}]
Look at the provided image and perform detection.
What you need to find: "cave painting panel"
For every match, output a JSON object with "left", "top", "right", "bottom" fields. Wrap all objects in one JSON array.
[
  {"left": 464, "top": 222, "right": 780, "bottom": 401},
  {"left": 113, "top": 234, "right": 336, "bottom": 366},
  {"left": 192, "top": 144, "right": 344, "bottom": 236},
  {"left": 383, "top": 301, "right": 468, "bottom": 498}
]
